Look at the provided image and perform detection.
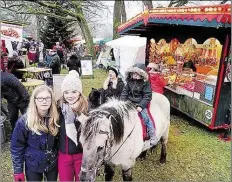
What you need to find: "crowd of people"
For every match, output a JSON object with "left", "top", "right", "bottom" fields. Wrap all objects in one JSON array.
[{"left": 1, "top": 39, "right": 86, "bottom": 79}]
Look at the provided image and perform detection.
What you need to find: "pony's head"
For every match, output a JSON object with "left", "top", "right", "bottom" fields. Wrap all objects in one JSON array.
[{"left": 79, "top": 98, "right": 134, "bottom": 181}]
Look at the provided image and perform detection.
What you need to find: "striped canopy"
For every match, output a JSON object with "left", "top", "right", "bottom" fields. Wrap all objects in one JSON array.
[{"left": 118, "top": 4, "right": 231, "bottom": 34}]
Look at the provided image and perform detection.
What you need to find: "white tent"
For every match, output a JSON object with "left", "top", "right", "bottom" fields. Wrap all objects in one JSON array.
[
  {"left": 95, "top": 46, "right": 113, "bottom": 68},
  {"left": 105, "top": 35, "right": 147, "bottom": 78}
]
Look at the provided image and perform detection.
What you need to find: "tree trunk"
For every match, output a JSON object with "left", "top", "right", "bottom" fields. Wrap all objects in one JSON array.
[
  {"left": 113, "top": 0, "right": 126, "bottom": 39},
  {"left": 142, "top": 0, "right": 153, "bottom": 9},
  {"left": 36, "top": 15, "right": 41, "bottom": 40},
  {"left": 74, "top": 6, "right": 94, "bottom": 58},
  {"left": 121, "top": 0, "right": 127, "bottom": 23},
  {"left": 113, "top": 0, "right": 121, "bottom": 39},
  {"left": 77, "top": 19, "right": 94, "bottom": 58}
]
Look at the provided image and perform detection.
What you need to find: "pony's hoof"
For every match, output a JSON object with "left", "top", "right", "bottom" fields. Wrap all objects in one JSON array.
[
  {"left": 159, "top": 162, "right": 166, "bottom": 167},
  {"left": 136, "top": 155, "right": 146, "bottom": 161},
  {"left": 150, "top": 145, "right": 157, "bottom": 153},
  {"left": 159, "top": 158, "right": 166, "bottom": 165}
]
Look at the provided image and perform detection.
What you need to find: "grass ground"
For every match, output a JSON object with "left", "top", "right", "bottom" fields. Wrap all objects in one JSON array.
[{"left": 1, "top": 69, "right": 231, "bottom": 181}]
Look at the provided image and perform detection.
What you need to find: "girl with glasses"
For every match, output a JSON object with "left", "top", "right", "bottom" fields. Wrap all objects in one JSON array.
[
  {"left": 11, "top": 85, "right": 60, "bottom": 181},
  {"left": 58, "top": 70, "right": 88, "bottom": 181}
]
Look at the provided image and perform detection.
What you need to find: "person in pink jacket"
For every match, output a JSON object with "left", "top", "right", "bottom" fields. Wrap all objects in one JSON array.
[{"left": 147, "top": 63, "right": 166, "bottom": 94}]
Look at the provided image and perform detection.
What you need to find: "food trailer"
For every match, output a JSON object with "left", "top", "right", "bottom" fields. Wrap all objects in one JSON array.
[{"left": 117, "top": 4, "right": 231, "bottom": 130}]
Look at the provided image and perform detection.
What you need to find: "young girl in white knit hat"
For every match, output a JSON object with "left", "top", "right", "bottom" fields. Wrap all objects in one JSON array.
[{"left": 57, "top": 70, "right": 88, "bottom": 181}]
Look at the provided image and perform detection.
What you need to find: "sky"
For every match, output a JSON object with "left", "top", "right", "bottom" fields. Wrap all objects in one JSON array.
[{"left": 92, "top": 1, "right": 230, "bottom": 38}]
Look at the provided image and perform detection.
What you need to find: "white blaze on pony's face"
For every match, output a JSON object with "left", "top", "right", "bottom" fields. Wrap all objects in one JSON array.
[{"left": 79, "top": 114, "right": 111, "bottom": 181}]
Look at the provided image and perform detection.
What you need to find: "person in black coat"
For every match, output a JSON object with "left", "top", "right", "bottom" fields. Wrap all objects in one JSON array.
[
  {"left": 1, "top": 71, "right": 29, "bottom": 131},
  {"left": 120, "top": 63, "right": 157, "bottom": 146},
  {"left": 49, "top": 50, "right": 61, "bottom": 74},
  {"left": 11, "top": 85, "right": 60, "bottom": 181},
  {"left": 67, "top": 54, "right": 82, "bottom": 76},
  {"left": 102, "top": 66, "right": 124, "bottom": 103},
  {"left": 7, "top": 51, "right": 24, "bottom": 79}
]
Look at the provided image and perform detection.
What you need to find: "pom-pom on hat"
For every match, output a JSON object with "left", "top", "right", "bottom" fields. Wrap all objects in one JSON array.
[{"left": 61, "top": 70, "right": 82, "bottom": 94}]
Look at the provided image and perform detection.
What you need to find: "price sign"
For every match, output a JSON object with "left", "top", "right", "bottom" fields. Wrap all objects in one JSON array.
[{"left": 204, "top": 85, "right": 213, "bottom": 101}]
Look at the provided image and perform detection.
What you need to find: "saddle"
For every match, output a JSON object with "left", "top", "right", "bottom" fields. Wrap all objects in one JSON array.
[{"left": 138, "top": 103, "right": 156, "bottom": 141}]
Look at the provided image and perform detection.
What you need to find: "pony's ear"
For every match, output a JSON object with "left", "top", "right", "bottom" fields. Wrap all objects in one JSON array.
[
  {"left": 92, "top": 87, "right": 95, "bottom": 90},
  {"left": 78, "top": 113, "right": 89, "bottom": 126}
]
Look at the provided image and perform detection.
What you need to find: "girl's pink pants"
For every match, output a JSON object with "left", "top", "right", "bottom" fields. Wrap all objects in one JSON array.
[{"left": 58, "top": 152, "right": 83, "bottom": 181}]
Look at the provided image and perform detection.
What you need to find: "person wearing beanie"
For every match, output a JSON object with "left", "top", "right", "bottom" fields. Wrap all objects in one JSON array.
[
  {"left": 57, "top": 70, "right": 88, "bottom": 181},
  {"left": 102, "top": 66, "right": 124, "bottom": 103},
  {"left": 120, "top": 63, "right": 158, "bottom": 146}
]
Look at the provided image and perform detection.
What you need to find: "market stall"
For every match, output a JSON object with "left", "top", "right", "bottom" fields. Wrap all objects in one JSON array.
[{"left": 117, "top": 4, "right": 231, "bottom": 130}]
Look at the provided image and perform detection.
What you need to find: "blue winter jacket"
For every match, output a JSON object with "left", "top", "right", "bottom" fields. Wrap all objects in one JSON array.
[
  {"left": 11, "top": 115, "right": 59, "bottom": 174},
  {"left": 45, "top": 54, "right": 53, "bottom": 67}
]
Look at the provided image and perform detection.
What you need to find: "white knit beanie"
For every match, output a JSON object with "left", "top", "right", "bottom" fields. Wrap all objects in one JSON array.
[{"left": 61, "top": 70, "right": 82, "bottom": 94}]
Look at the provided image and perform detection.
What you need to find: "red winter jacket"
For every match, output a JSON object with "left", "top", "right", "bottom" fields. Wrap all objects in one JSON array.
[{"left": 149, "top": 72, "right": 166, "bottom": 94}]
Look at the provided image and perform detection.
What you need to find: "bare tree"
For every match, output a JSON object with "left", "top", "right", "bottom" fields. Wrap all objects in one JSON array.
[
  {"left": 113, "top": 0, "right": 127, "bottom": 39},
  {"left": 0, "top": 0, "right": 109, "bottom": 57},
  {"left": 0, "top": 0, "right": 33, "bottom": 23}
]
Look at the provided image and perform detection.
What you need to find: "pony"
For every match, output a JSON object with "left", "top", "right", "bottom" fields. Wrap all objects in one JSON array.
[{"left": 79, "top": 92, "right": 170, "bottom": 181}]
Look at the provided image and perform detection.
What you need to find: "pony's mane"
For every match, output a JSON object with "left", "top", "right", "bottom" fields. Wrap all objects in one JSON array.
[{"left": 82, "top": 98, "right": 135, "bottom": 143}]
